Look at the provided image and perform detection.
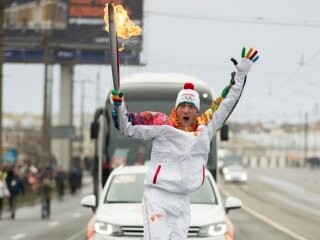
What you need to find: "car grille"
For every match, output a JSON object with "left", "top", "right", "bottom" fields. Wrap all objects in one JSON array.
[
  {"left": 188, "top": 226, "right": 201, "bottom": 237},
  {"left": 122, "top": 226, "right": 144, "bottom": 237},
  {"left": 121, "top": 226, "right": 201, "bottom": 237}
]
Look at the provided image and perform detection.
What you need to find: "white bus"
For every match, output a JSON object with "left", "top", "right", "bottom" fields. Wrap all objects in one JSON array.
[{"left": 90, "top": 72, "right": 229, "bottom": 198}]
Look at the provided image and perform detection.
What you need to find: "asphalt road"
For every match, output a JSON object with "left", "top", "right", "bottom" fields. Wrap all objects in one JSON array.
[
  {"left": 1, "top": 167, "right": 318, "bottom": 240},
  {"left": 219, "top": 167, "right": 320, "bottom": 240}
]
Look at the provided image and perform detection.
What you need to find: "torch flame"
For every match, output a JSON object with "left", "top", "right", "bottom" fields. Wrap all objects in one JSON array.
[{"left": 104, "top": 4, "right": 142, "bottom": 40}]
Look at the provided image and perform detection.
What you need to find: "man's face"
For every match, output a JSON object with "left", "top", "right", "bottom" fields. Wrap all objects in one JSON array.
[{"left": 176, "top": 103, "right": 198, "bottom": 127}]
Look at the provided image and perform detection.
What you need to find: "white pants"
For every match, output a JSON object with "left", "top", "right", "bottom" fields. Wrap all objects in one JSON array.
[{"left": 142, "top": 186, "right": 191, "bottom": 240}]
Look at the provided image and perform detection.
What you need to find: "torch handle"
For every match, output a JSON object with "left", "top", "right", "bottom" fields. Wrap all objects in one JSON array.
[{"left": 108, "top": 4, "right": 120, "bottom": 91}]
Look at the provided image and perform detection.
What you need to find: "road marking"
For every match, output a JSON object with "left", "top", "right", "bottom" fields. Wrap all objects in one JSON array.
[
  {"left": 65, "top": 228, "right": 87, "bottom": 240},
  {"left": 242, "top": 205, "right": 309, "bottom": 240},
  {"left": 11, "top": 233, "right": 26, "bottom": 240},
  {"left": 48, "top": 220, "right": 59, "bottom": 227},
  {"left": 73, "top": 212, "right": 81, "bottom": 218},
  {"left": 220, "top": 185, "right": 310, "bottom": 240}
]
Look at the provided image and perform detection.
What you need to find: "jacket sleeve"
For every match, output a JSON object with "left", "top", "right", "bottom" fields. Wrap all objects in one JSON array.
[
  {"left": 127, "top": 111, "right": 171, "bottom": 126},
  {"left": 197, "top": 72, "right": 236, "bottom": 125},
  {"left": 117, "top": 100, "right": 163, "bottom": 140},
  {"left": 207, "top": 70, "right": 247, "bottom": 138}
]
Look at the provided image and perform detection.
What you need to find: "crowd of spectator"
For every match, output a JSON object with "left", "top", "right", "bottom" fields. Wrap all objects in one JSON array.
[{"left": 0, "top": 155, "right": 87, "bottom": 220}]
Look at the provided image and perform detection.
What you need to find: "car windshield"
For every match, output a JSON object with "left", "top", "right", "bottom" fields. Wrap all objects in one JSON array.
[
  {"left": 105, "top": 173, "right": 217, "bottom": 204},
  {"left": 105, "top": 173, "right": 146, "bottom": 203},
  {"left": 189, "top": 178, "right": 218, "bottom": 204},
  {"left": 226, "top": 165, "right": 245, "bottom": 171},
  {"left": 222, "top": 155, "right": 243, "bottom": 166}
]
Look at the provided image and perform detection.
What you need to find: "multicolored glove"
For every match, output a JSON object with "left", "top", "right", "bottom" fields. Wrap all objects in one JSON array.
[
  {"left": 110, "top": 89, "right": 123, "bottom": 130},
  {"left": 111, "top": 89, "right": 123, "bottom": 107},
  {"left": 221, "top": 72, "right": 236, "bottom": 98},
  {"left": 230, "top": 47, "right": 259, "bottom": 73},
  {"left": 112, "top": 107, "right": 119, "bottom": 129}
]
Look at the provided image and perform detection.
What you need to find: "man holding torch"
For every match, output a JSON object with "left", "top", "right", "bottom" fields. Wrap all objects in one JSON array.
[
  {"left": 104, "top": 3, "right": 259, "bottom": 240},
  {"left": 111, "top": 47, "right": 259, "bottom": 239}
]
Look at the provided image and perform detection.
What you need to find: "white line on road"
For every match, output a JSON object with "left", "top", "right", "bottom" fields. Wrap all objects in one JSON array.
[
  {"left": 11, "top": 233, "right": 26, "bottom": 240},
  {"left": 65, "top": 228, "right": 87, "bottom": 240},
  {"left": 48, "top": 220, "right": 60, "bottom": 227},
  {"left": 242, "top": 204, "right": 310, "bottom": 240},
  {"left": 73, "top": 212, "right": 81, "bottom": 218},
  {"left": 220, "top": 185, "right": 310, "bottom": 240}
]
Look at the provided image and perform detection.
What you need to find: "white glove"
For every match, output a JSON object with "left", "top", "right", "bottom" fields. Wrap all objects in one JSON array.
[{"left": 231, "top": 47, "right": 259, "bottom": 74}]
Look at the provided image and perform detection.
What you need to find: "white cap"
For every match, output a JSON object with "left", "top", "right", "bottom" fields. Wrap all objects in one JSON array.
[{"left": 175, "top": 82, "right": 200, "bottom": 111}]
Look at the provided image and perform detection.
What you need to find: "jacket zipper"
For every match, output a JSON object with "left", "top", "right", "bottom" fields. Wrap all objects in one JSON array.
[{"left": 153, "top": 165, "right": 161, "bottom": 184}]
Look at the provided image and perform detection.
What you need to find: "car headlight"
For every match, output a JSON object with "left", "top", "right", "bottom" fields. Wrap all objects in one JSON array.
[
  {"left": 199, "top": 222, "right": 227, "bottom": 237},
  {"left": 241, "top": 174, "right": 247, "bottom": 180},
  {"left": 224, "top": 174, "right": 231, "bottom": 180},
  {"left": 94, "top": 222, "right": 122, "bottom": 236}
]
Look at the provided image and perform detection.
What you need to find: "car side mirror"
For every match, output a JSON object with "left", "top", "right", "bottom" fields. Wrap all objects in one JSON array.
[
  {"left": 90, "top": 122, "right": 100, "bottom": 139},
  {"left": 81, "top": 194, "right": 97, "bottom": 212},
  {"left": 225, "top": 196, "right": 242, "bottom": 214},
  {"left": 220, "top": 124, "right": 229, "bottom": 141}
]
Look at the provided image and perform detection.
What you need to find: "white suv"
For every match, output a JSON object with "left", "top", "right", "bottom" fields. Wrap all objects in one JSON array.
[{"left": 81, "top": 165, "right": 242, "bottom": 239}]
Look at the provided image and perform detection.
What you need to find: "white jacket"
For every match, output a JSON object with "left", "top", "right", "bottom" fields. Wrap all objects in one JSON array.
[{"left": 118, "top": 70, "right": 248, "bottom": 193}]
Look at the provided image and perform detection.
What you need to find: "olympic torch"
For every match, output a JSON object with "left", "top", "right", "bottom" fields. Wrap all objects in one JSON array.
[
  {"left": 107, "top": 4, "right": 120, "bottom": 91},
  {"left": 104, "top": 3, "right": 142, "bottom": 91}
]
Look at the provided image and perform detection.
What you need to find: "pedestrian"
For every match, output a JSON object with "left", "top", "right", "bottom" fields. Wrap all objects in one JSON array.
[
  {"left": 69, "top": 165, "right": 81, "bottom": 195},
  {"left": 111, "top": 47, "right": 259, "bottom": 239},
  {"left": 0, "top": 170, "right": 10, "bottom": 220},
  {"left": 55, "top": 166, "right": 66, "bottom": 200},
  {"left": 39, "top": 172, "right": 54, "bottom": 219},
  {"left": 6, "top": 169, "right": 25, "bottom": 219}
]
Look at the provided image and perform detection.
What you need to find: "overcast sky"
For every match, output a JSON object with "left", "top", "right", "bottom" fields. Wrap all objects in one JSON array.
[{"left": 3, "top": 0, "right": 320, "bottom": 124}]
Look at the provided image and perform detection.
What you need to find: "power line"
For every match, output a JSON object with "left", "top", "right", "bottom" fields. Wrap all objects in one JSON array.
[
  {"left": 272, "top": 47, "right": 320, "bottom": 91},
  {"left": 147, "top": 11, "right": 320, "bottom": 28}
]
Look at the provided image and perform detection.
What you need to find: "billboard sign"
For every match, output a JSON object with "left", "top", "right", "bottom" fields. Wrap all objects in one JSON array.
[{"left": 3, "top": 0, "right": 143, "bottom": 64}]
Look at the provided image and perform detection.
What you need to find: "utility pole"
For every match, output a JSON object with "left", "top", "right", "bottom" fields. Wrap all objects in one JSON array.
[
  {"left": 304, "top": 112, "right": 309, "bottom": 166},
  {"left": 42, "top": 30, "right": 50, "bottom": 166},
  {"left": 314, "top": 103, "right": 319, "bottom": 154},
  {"left": 42, "top": 5, "right": 53, "bottom": 168},
  {"left": 80, "top": 80, "right": 85, "bottom": 156},
  {"left": 0, "top": 1, "right": 4, "bottom": 168}
]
